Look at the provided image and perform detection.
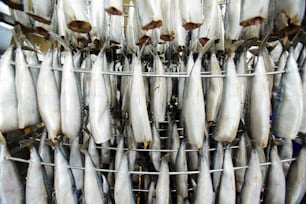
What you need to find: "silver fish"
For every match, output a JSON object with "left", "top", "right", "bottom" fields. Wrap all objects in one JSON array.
[
  {"left": 177, "top": 59, "right": 186, "bottom": 111},
  {"left": 88, "top": 136, "right": 100, "bottom": 168},
  {"left": 89, "top": 51, "right": 111, "bottom": 144},
  {"left": 214, "top": 55, "right": 241, "bottom": 142},
  {"left": 115, "top": 137, "right": 124, "bottom": 172},
  {"left": 69, "top": 139, "right": 83, "bottom": 192},
  {"left": 136, "top": 0, "right": 162, "bottom": 30},
  {"left": 24, "top": 50, "right": 40, "bottom": 89},
  {"left": 299, "top": 59, "right": 306, "bottom": 134},
  {"left": 212, "top": 142, "right": 224, "bottom": 192},
  {"left": 109, "top": 15, "right": 123, "bottom": 45},
  {"left": 127, "top": 125, "right": 137, "bottom": 171},
  {"left": 248, "top": 54, "right": 271, "bottom": 147},
  {"left": 187, "top": 144, "right": 198, "bottom": 171},
  {"left": 90, "top": 0, "right": 106, "bottom": 41},
  {"left": 0, "top": 132, "right": 23, "bottom": 204},
  {"left": 279, "top": 138, "right": 293, "bottom": 176},
  {"left": 217, "top": 147, "right": 235, "bottom": 204},
  {"left": 84, "top": 152, "right": 104, "bottom": 203},
  {"left": 156, "top": 159, "right": 170, "bottom": 204},
  {"left": 105, "top": 0, "right": 123, "bottom": 15},
  {"left": 0, "top": 47, "right": 18, "bottom": 132},
  {"left": 126, "top": 0, "right": 137, "bottom": 52},
  {"left": 39, "top": 128, "right": 53, "bottom": 182},
  {"left": 24, "top": 0, "right": 54, "bottom": 24},
  {"left": 150, "top": 123, "right": 161, "bottom": 171},
  {"left": 147, "top": 181, "right": 156, "bottom": 204},
  {"left": 234, "top": 133, "right": 248, "bottom": 193},
  {"left": 194, "top": 155, "right": 213, "bottom": 204},
  {"left": 179, "top": 0, "right": 203, "bottom": 30},
  {"left": 240, "top": 149, "right": 262, "bottom": 204},
  {"left": 54, "top": 145, "right": 78, "bottom": 204},
  {"left": 285, "top": 145, "right": 306, "bottom": 204},
  {"left": 272, "top": 51, "right": 288, "bottom": 103},
  {"left": 170, "top": 122, "right": 180, "bottom": 168},
  {"left": 15, "top": 46, "right": 40, "bottom": 129},
  {"left": 175, "top": 141, "right": 188, "bottom": 200},
  {"left": 206, "top": 52, "right": 223, "bottom": 124},
  {"left": 61, "top": 51, "right": 81, "bottom": 141},
  {"left": 240, "top": 0, "right": 269, "bottom": 26},
  {"left": 272, "top": 50, "right": 303, "bottom": 140},
  {"left": 101, "top": 140, "right": 111, "bottom": 166},
  {"left": 173, "top": 0, "right": 186, "bottom": 50},
  {"left": 160, "top": 0, "right": 174, "bottom": 41},
  {"left": 263, "top": 146, "right": 286, "bottom": 204},
  {"left": 130, "top": 54, "right": 152, "bottom": 145},
  {"left": 224, "top": 0, "right": 242, "bottom": 40},
  {"left": 114, "top": 154, "right": 135, "bottom": 204},
  {"left": 26, "top": 146, "right": 48, "bottom": 204}
]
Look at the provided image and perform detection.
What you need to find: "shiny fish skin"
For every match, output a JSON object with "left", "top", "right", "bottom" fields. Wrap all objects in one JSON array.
[
  {"left": 212, "top": 142, "right": 223, "bottom": 192},
  {"left": 114, "top": 154, "right": 135, "bottom": 204},
  {"left": 285, "top": 145, "right": 306, "bottom": 204},
  {"left": 54, "top": 145, "right": 78, "bottom": 204},
  {"left": 248, "top": 54, "right": 271, "bottom": 148},
  {"left": 156, "top": 159, "right": 170, "bottom": 204},
  {"left": 69, "top": 138, "right": 83, "bottom": 192},
  {"left": 25, "top": 50, "right": 40, "bottom": 89},
  {"left": 214, "top": 55, "right": 241, "bottom": 142},
  {"left": 24, "top": 0, "right": 53, "bottom": 23},
  {"left": 37, "top": 50, "right": 61, "bottom": 141},
  {"left": 26, "top": 147, "right": 48, "bottom": 204},
  {"left": 173, "top": 0, "right": 186, "bottom": 50},
  {"left": 61, "top": 51, "right": 81, "bottom": 141},
  {"left": 263, "top": 146, "right": 286, "bottom": 204},
  {"left": 217, "top": 148, "right": 235, "bottom": 204},
  {"left": 15, "top": 47, "right": 40, "bottom": 129},
  {"left": 127, "top": 125, "right": 137, "bottom": 171},
  {"left": 126, "top": 0, "right": 137, "bottom": 52},
  {"left": 194, "top": 155, "right": 213, "bottom": 204},
  {"left": 279, "top": 138, "right": 293, "bottom": 176},
  {"left": 240, "top": 0, "right": 269, "bottom": 26},
  {"left": 0, "top": 47, "right": 18, "bottom": 132},
  {"left": 89, "top": 51, "right": 111, "bottom": 144},
  {"left": 130, "top": 55, "right": 152, "bottom": 144},
  {"left": 0, "top": 132, "right": 23, "bottom": 204},
  {"left": 105, "top": 0, "right": 123, "bottom": 15},
  {"left": 299, "top": 59, "right": 306, "bottom": 134},
  {"left": 272, "top": 50, "right": 303, "bottom": 140},
  {"left": 115, "top": 138, "right": 124, "bottom": 171},
  {"left": 150, "top": 123, "right": 161, "bottom": 171},
  {"left": 88, "top": 136, "right": 100, "bottom": 168},
  {"left": 240, "top": 149, "right": 262, "bottom": 204},
  {"left": 84, "top": 152, "right": 104, "bottom": 204},
  {"left": 236, "top": 52, "right": 248, "bottom": 122},
  {"left": 160, "top": 0, "right": 174, "bottom": 41},
  {"left": 38, "top": 129, "right": 53, "bottom": 182},
  {"left": 206, "top": 53, "right": 223, "bottom": 124},
  {"left": 272, "top": 51, "right": 288, "bottom": 103},
  {"left": 90, "top": 0, "right": 106, "bottom": 42},
  {"left": 170, "top": 122, "right": 180, "bottom": 168},
  {"left": 175, "top": 141, "right": 188, "bottom": 200},
  {"left": 224, "top": 0, "right": 242, "bottom": 40},
  {"left": 179, "top": 0, "right": 203, "bottom": 30},
  {"left": 234, "top": 133, "right": 248, "bottom": 193},
  {"left": 136, "top": 0, "right": 162, "bottom": 30}
]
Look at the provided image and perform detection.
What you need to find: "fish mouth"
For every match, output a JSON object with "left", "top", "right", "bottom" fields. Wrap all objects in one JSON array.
[
  {"left": 105, "top": 7, "right": 123, "bottom": 15},
  {"left": 142, "top": 20, "right": 163, "bottom": 30},
  {"left": 67, "top": 20, "right": 92, "bottom": 33},
  {"left": 27, "top": 13, "right": 52, "bottom": 25},
  {"left": 240, "top": 17, "right": 265, "bottom": 27},
  {"left": 182, "top": 22, "right": 202, "bottom": 31}
]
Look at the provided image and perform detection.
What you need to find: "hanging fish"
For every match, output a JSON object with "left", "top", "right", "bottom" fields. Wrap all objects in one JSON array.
[
  {"left": 39, "top": 128, "right": 53, "bottom": 182},
  {"left": 175, "top": 141, "right": 188, "bottom": 201},
  {"left": 212, "top": 142, "right": 224, "bottom": 192},
  {"left": 0, "top": 132, "right": 23, "bottom": 204},
  {"left": 24, "top": 50, "right": 40, "bottom": 88},
  {"left": 91, "top": 0, "right": 106, "bottom": 42},
  {"left": 89, "top": 51, "right": 111, "bottom": 144},
  {"left": 0, "top": 47, "right": 18, "bottom": 132},
  {"left": 136, "top": 0, "right": 163, "bottom": 30},
  {"left": 248, "top": 54, "right": 271, "bottom": 148},
  {"left": 156, "top": 159, "right": 170, "bottom": 204},
  {"left": 173, "top": 0, "right": 186, "bottom": 51},
  {"left": 110, "top": 15, "right": 123, "bottom": 45},
  {"left": 105, "top": 0, "right": 123, "bottom": 15},
  {"left": 88, "top": 136, "right": 100, "bottom": 168},
  {"left": 69, "top": 138, "right": 84, "bottom": 192},
  {"left": 213, "top": 54, "right": 241, "bottom": 143},
  {"left": 240, "top": 0, "right": 269, "bottom": 26},
  {"left": 150, "top": 123, "right": 161, "bottom": 171},
  {"left": 15, "top": 46, "right": 40, "bottom": 129},
  {"left": 224, "top": 0, "right": 242, "bottom": 40},
  {"left": 24, "top": 0, "right": 54, "bottom": 24},
  {"left": 272, "top": 51, "right": 288, "bottom": 103},
  {"left": 160, "top": 0, "right": 174, "bottom": 41},
  {"left": 299, "top": 59, "right": 306, "bottom": 134},
  {"left": 130, "top": 54, "right": 152, "bottom": 146},
  {"left": 234, "top": 133, "right": 248, "bottom": 193},
  {"left": 61, "top": 51, "right": 81, "bottom": 141},
  {"left": 126, "top": 0, "right": 137, "bottom": 52},
  {"left": 170, "top": 122, "right": 180, "bottom": 168},
  {"left": 179, "top": 0, "right": 203, "bottom": 30},
  {"left": 279, "top": 138, "right": 293, "bottom": 176},
  {"left": 177, "top": 59, "right": 186, "bottom": 111},
  {"left": 127, "top": 125, "right": 137, "bottom": 171},
  {"left": 272, "top": 50, "right": 303, "bottom": 140},
  {"left": 115, "top": 137, "right": 124, "bottom": 172}
]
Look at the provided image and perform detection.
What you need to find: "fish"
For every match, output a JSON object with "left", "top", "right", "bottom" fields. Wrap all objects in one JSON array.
[
  {"left": 248, "top": 54, "right": 271, "bottom": 148},
  {"left": 299, "top": 59, "right": 306, "bottom": 134},
  {"left": 69, "top": 138, "right": 84, "bottom": 192},
  {"left": 262, "top": 48, "right": 274, "bottom": 98},
  {"left": 105, "top": 0, "right": 123, "bottom": 15},
  {"left": 109, "top": 15, "right": 123, "bottom": 45},
  {"left": 151, "top": 55, "right": 167, "bottom": 124},
  {"left": 0, "top": 47, "right": 18, "bottom": 132},
  {"left": 24, "top": 0, "right": 54, "bottom": 24},
  {"left": 177, "top": 59, "right": 186, "bottom": 111},
  {"left": 80, "top": 53, "right": 91, "bottom": 108},
  {"left": 90, "top": 0, "right": 106, "bottom": 41},
  {"left": 11, "top": 9, "right": 33, "bottom": 30},
  {"left": 173, "top": 0, "right": 186, "bottom": 50},
  {"left": 61, "top": 51, "right": 81, "bottom": 141},
  {"left": 160, "top": 0, "right": 174, "bottom": 41},
  {"left": 24, "top": 50, "right": 40, "bottom": 89},
  {"left": 136, "top": 0, "right": 162, "bottom": 30},
  {"left": 147, "top": 181, "right": 156, "bottom": 204},
  {"left": 84, "top": 152, "right": 105, "bottom": 203},
  {"left": 240, "top": 149, "right": 262, "bottom": 204},
  {"left": 179, "top": 0, "right": 203, "bottom": 30},
  {"left": 127, "top": 125, "right": 137, "bottom": 171},
  {"left": 194, "top": 155, "right": 213, "bottom": 204},
  {"left": 274, "top": 0, "right": 306, "bottom": 32},
  {"left": 126, "top": 0, "right": 137, "bottom": 52},
  {"left": 285, "top": 145, "right": 306, "bottom": 204},
  {"left": 170, "top": 122, "right": 180, "bottom": 168},
  {"left": 150, "top": 123, "right": 161, "bottom": 171},
  {"left": 213, "top": 54, "right": 241, "bottom": 142},
  {"left": 130, "top": 54, "right": 152, "bottom": 145},
  {"left": 89, "top": 51, "right": 111, "bottom": 144},
  {"left": 272, "top": 51, "right": 288, "bottom": 103},
  {"left": 115, "top": 137, "right": 124, "bottom": 171},
  {"left": 88, "top": 136, "right": 100, "bottom": 168},
  {"left": 212, "top": 142, "right": 224, "bottom": 192},
  {"left": 39, "top": 128, "right": 53, "bottom": 182},
  {"left": 187, "top": 144, "right": 198, "bottom": 171},
  {"left": 15, "top": 46, "right": 40, "bottom": 129},
  {"left": 224, "top": 0, "right": 242, "bottom": 40},
  {"left": 217, "top": 147, "right": 235, "bottom": 204},
  {"left": 101, "top": 140, "right": 111, "bottom": 166},
  {"left": 114, "top": 154, "right": 135, "bottom": 204},
  {"left": 0, "top": 132, "right": 23, "bottom": 204},
  {"left": 234, "top": 133, "right": 248, "bottom": 193},
  {"left": 54, "top": 144, "right": 78, "bottom": 204},
  {"left": 62, "top": 0, "right": 91, "bottom": 33},
  {"left": 175, "top": 141, "right": 188, "bottom": 201},
  {"left": 156, "top": 159, "right": 170, "bottom": 204},
  {"left": 263, "top": 146, "right": 286, "bottom": 204},
  {"left": 182, "top": 51, "right": 206, "bottom": 149},
  {"left": 206, "top": 52, "right": 223, "bottom": 124},
  {"left": 57, "top": 0, "right": 68, "bottom": 38},
  {"left": 279, "top": 138, "right": 293, "bottom": 176},
  {"left": 26, "top": 146, "right": 49, "bottom": 204},
  {"left": 272, "top": 49, "right": 303, "bottom": 140},
  {"left": 240, "top": 0, "right": 269, "bottom": 26}
]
